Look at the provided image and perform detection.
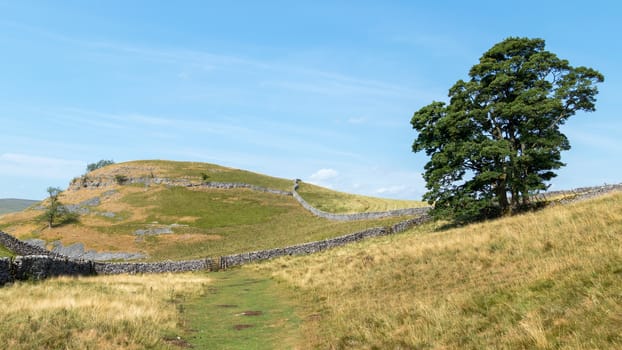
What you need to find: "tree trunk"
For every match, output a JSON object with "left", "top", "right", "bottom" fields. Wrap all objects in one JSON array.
[{"left": 497, "top": 176, "right": 511, "bottom": 216}]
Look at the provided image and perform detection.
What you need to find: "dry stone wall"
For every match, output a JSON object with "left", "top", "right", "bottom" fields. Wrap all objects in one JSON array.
[
  {"left": 12, "top": 255, "right": 95, "bottom": 280},
  {"left": 0, "top": 258, "right": 10, "bottom": 286},
  {"left": 0, "top": 249, "right": 216, "bottom": 285},
  {"left": 0, "top": 231, "right": 59, "bottom": 257},
  {"left": 531, "top": 183, "right": 622, "bottom": 204},
  {"left": 69, "top": 176, "right": 292, "bottom": 196},
  {"left": 93, "top": 258, "right": 214, "bottom": 275},
  {"left": 219, "top": 214, "right": 431, "bottom": 269}
]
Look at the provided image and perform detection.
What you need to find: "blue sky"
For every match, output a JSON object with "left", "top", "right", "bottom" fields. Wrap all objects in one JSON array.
[{"left": 1, "top": 1, "right": 621, "bottom": 200}]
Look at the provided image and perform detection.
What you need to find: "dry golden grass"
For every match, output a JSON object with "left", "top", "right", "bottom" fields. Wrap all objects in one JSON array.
[
  {"left": 0, "top": 272, "right": 211, "bottom": 349},
  {"left": 252, "top": 192, "right": 622, "bottom": 349}
]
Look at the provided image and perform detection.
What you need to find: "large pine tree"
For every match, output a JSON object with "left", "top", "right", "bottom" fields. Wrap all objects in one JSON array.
[{"left": 411, "top": 37, "right": 604, "bottom": 223}]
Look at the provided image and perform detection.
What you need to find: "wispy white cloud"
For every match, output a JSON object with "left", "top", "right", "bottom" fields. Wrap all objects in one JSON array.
[
  {"left": 305, "top": 166, "right": 426, "bottom": 200},
  {"left": 309, "top": 168, "right": 339, "bottom": 182},
  {"left": 3, "top": 20, "right": 434, "bottom": 103},
  {"left": 375, "top": 185, "right": 408, "bottom": 195}
]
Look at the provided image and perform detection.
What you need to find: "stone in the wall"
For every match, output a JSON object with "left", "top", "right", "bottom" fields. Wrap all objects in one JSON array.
[
  {"left": 93, "top": 258, "right": 214, "bottom": 275},
  {"left": 0, "top": 257, "right": 12, "bottom": 286}
]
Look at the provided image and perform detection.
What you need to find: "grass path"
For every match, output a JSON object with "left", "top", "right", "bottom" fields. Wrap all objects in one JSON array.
[{"left": 183, "top": 268, "right": 302, "bottom": 349}]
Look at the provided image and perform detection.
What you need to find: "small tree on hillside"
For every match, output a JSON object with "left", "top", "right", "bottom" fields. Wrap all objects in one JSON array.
[
  {"left": 43, "top": 187, "right": 64, "bottom": 229},
  {"left": 411, "top": 37, "right": 604, "bottom": 223}
]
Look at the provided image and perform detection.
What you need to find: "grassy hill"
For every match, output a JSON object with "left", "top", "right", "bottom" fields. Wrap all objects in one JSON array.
[
  {"left": 0, "top": 160, "right": 424, "bottom": 260},
  {"left": 252, "top": 191, "right": 622, "bottom": 349},
  {"left": 1, "top": 187, "right": 619, "bottom": 348},
  {"left": 0, "top": 199, "right": 39, "bottom": 216}
]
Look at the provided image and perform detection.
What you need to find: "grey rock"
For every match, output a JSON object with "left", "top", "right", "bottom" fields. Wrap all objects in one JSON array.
[
  {"left": 50, "top": 240, "right": 145, "bottom": 261},
  {"left": 81, "top": 251, "right": 145, "bottom": 261},
  {"left": 134, "top": 227, "right": 173, "bottom": 235},
  {"left": 63, "top": 204, "right": 90, "bottom": 215},
  {"left": 24, "top": 239, "right": 47, "bottom": 249},
  {"left": 80, "top": 197, "right": 101, "bottom": 207},
  {"left": 51, "top": 241, "right": 86, "bottom": 257}
]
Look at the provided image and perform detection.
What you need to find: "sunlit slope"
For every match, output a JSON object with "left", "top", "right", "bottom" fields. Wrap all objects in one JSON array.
[
  {"left": 0, "top": 160, "right": 418, "bottom": 260},
  {"left": 254, "top": 192, "right": 622, "bottom": 349},
  {"left": 295, "top": 181, "right": 427, "bottom": 213}
]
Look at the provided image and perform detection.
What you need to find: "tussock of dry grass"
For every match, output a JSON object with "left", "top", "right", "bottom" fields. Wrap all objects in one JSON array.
[
  {"left": 253, "top": 192, "right": 622, "bottom": 349},
  {"left": 0, "top": 273, "right": 211, "bottom": 349}
]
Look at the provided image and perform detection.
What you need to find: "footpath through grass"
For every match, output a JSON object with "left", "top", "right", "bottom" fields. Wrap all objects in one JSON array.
[{"left": 183, "top": 268, "right": 301, "bottom": 349}]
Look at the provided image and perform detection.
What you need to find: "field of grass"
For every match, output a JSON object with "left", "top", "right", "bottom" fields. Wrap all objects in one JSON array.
[
  {"left": 251, "top": 192, "right": 622, "bottom": 349},
  {"left": 0, "top": 270, "right": 301, "bottom": 349},
  {"left": 125, "top": 186, "right": 414, "bottom": 260},
  {"left": 0, "top": 272, "right": 211, "bottom": 349},
  {"left": 0, "top": 160, "right": 427, "bottom": 260},
  {"left": 0, "top": 184, "right": 415, "bottom": 261},
  {"left": 296, "top": 181, "right": 427, "bottom": 213},
  {"left": 2, "top": 188, "right": 620, "bottom": 348}
]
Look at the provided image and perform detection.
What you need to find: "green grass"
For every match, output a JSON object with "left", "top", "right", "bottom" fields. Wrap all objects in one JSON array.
[
  {"left": 0, "top": 244, "right": 14, "bottom": 257},
  {"left": 296, "top": 181, "right": 427, "bottom": 213},
  {"left": 116, "top": 186, "right": 415, "bottom": 260},
  {"left": 183, "top": 269, "right": 301, "bottom": 349},
  {"left": 124, "top": 186, "right": 289, "bottom": 229}
]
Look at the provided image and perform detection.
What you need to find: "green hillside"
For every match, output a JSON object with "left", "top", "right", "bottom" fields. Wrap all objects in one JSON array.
[
  {"left": 1, "top": 187, "right": 619, "bottom": 349},
  {"left": 0, "top": 160, "right": 423, "bottom": 261},
  {"left": 0, "top": 199, "right": 39, "bottom": 216},
  {"left": 252, "top": 191, "right": 622, "bottom": 349}
]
